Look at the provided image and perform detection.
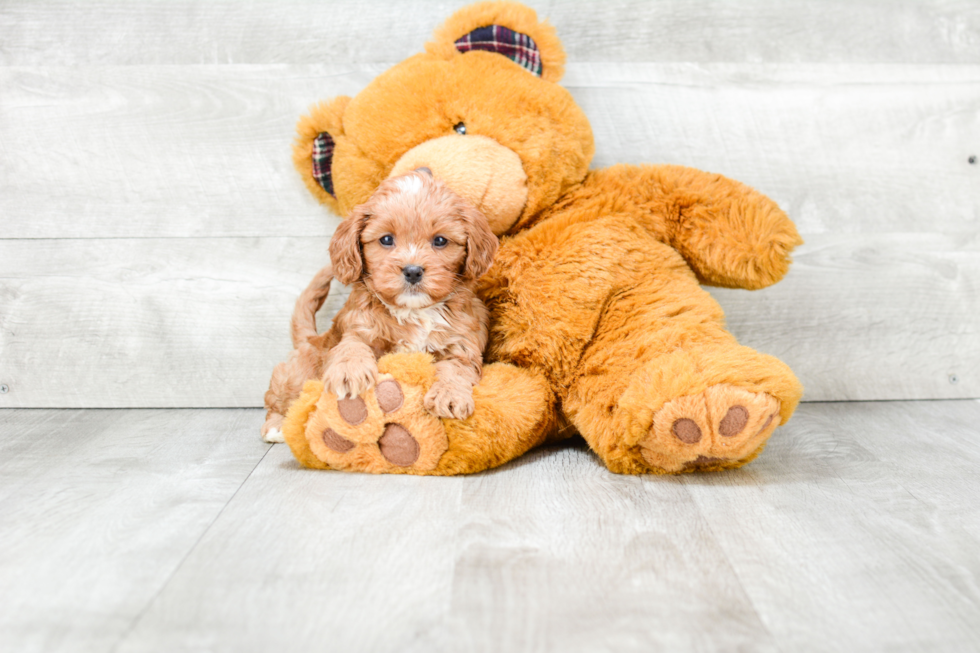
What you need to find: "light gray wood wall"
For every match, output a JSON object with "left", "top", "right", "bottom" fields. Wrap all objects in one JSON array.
[
  {"left": 3, "top": 1, "right": 979, "bottom": 65},
  {"left": 1, "top": 1, "right": 978, "bottom": 407}
]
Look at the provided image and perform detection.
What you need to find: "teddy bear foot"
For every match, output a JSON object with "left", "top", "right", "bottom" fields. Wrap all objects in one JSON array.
[
  {"left": 640, "top": 384, "right": 781, "bottom": 474},
  {"left": 302, "top": 374, "right": 450, "bottom": 473}
]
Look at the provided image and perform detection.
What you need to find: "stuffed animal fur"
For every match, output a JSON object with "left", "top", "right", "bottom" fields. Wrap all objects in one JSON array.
[{"left": 279, "top": 1, "right": 804, "bottom": 475}]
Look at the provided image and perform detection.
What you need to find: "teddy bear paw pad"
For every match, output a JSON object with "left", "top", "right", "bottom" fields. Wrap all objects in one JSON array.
[
  {"left": 378, "top": 423, "right": 420, "bottom": 466},
  {"left": 641, "top": 384, "right": 780, "bottom": 473},
  {"left": 303, "top": 374, "right": 448, "bottom": 473}
]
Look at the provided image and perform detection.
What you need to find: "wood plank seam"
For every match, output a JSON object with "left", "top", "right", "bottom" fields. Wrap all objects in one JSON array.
[{"left": 108, "top": 443, "right": 273, "bottom": 653}]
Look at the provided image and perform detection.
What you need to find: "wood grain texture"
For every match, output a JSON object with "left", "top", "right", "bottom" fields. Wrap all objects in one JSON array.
[
  {"left": 710, "top": 232, "right": 980, "bottom": 402},
  {"left": 1, "top": 8, "right": 978, "bottom": 407},
  {"left": 0, "top": 65, "right": 364, "bottom": 239},
  {"left": 568, "top": 63, "right": 980, "bottom": 237},
  {"left": 0, "top": 237, "right": 338, "bottom": 407},
  {"left": 1, "top": 64, "right": 977, "bottom": 238},
  {"left": 114, "top": 433, "right": 776, "bottom": 652},
  {"left": 420, "top": 451, "right": 777, "bottom": 652},
  {"left": 0, "top": 232, "right": 976, "bottom": 408},
  {"left": 116, "top": 442, "right": 467, "bottom": 653},
  {"left": 0, "top": 408, "right": 270, "bottom": 653},
  {"left": 1, "top": 0, "right": 978, "bottom": 66},
  {"left": 7, "top": 400, "right": 954, "bottom": 652},
  {"left": 683, "top": 400, "right": 980, "bottom": 651}
]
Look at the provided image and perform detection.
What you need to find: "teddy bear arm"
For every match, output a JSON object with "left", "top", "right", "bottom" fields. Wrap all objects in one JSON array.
[{"left": 589, "top": 164, "right": 803, "bottom": 290}]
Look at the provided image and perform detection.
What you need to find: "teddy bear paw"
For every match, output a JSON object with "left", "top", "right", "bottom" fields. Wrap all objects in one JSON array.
[
  {"left": 302, "top": 374, "right": 449, "bottom": 473},
  {"left": 640, "top": 384, "right": 781, "bottom": 473}
]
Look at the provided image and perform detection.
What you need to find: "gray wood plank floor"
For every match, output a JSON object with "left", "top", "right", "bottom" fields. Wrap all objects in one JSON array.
[{"left": 2, "top": 402, "right": 979, "bottom": 652}]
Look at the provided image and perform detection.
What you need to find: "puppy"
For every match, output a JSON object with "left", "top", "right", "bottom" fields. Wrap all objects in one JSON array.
[{"left": 262, "top": 169, "right": 498, "bottom": 443}]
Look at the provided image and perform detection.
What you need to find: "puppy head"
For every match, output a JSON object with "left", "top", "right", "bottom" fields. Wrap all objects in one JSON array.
[{"left": 329, "top": 169, "right": 498, "bottom": 308}]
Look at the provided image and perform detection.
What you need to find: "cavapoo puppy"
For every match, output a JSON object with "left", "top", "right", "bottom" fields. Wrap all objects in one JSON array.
[{"left": 262, "top": 169, "right": 498, "bottom": 443}]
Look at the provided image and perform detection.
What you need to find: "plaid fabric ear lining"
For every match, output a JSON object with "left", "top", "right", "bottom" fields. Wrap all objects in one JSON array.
[
  {"left": 454, "top": 25, "right": 543, "bottom": 77},
  {"left": 312, "top": 26, "right": 538, "bottom": 197},
  {"left": 312, "top": 132, "right": 335, "bottom": 197}
]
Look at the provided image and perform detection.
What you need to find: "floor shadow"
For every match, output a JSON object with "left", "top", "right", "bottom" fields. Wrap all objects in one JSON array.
[{"left": 272, "top": 415, "right": 849, "bottom": 486}]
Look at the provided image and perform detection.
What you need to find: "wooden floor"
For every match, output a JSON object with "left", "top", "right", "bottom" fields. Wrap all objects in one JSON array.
[{"left": 2, "top": 401, "right": 979, "bottom": 652}]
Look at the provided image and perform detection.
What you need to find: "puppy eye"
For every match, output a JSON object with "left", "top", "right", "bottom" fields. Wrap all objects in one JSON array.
[
  {"left": 432, "top": 235, "right": 448, "bottom": 248},
  {"left": 453, "top": 122, "right": 466, "bottom": 135},
  {"left": 379, "top": 234, "right": 395, "bottom": 247}
]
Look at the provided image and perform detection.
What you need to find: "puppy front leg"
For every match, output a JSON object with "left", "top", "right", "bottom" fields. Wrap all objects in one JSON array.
[
  {"left": 424, "top": 358, "right": 481, "bottom": 420},
  {"left": 322, "top": 333, "right": 378, "bottom": 398}
]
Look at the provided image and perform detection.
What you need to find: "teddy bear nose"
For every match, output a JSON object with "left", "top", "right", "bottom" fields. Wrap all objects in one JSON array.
[{"left": 402, "top": 265, "right": 424, "bottom": 284}]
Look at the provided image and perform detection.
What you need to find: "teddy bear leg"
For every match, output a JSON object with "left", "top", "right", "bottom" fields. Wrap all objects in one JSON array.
[
  {"left": 280, "top": 353, "right": 561, "bottom": 475},
  {"left": 563, "top": 270, "right": 802, "bottom": 475}
]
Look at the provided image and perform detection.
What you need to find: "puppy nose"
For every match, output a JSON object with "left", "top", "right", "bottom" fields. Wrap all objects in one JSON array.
[{"left": 402, "top": 265, "right": 424, "bottom": 284}]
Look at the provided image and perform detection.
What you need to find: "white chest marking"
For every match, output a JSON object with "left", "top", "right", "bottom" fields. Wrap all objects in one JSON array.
[{"left": 387, "top": 302, "right": 451, "bottom": 353}]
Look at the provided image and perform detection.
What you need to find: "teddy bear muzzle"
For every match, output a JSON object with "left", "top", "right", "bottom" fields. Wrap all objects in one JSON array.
[{"left": 388, "top": 133, "right": 528, "bottom": 235}]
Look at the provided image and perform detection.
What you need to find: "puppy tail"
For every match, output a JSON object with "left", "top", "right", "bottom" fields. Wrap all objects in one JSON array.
[{"left": 290, "top": 263, "right": 335, "bottom": 347}]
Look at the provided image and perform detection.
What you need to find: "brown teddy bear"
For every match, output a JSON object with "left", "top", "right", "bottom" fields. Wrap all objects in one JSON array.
[{"left": 279, "top": 1, "right": 804, "bottom": 475}]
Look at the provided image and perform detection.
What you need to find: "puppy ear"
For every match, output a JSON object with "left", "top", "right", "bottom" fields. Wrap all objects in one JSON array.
[
  {"left": 328, "top": 209, "right": 368, "bottom": 285},
  {"left": 461, "top": 203, "right": 499, "bottom": 281}
]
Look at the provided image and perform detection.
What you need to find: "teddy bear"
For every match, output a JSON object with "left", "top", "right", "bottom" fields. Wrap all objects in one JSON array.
[{"left": 278, "top": 0, "right": 804, "bottom": 475}]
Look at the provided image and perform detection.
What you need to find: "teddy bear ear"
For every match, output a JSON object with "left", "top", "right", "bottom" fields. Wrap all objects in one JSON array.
[
  {"left": 425, "top": 1, "right": 566, "bottom": 83},
  {"left": 292, "top": 96, "right": 351, "bottom": 213}
]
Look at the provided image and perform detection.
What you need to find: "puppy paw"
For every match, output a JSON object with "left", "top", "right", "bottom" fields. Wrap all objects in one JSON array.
[
  {"left": 322, "top": 357, "right": 378, "bottom": 399},
  {"left": 423, "top": 381, "right": 475, "bottom": 419},
  {"left": 261, "top": 413, "right": 285, "bottom": 443},
  {"left": 263, "top": 427, "right": 285, "bottom": 444}
]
